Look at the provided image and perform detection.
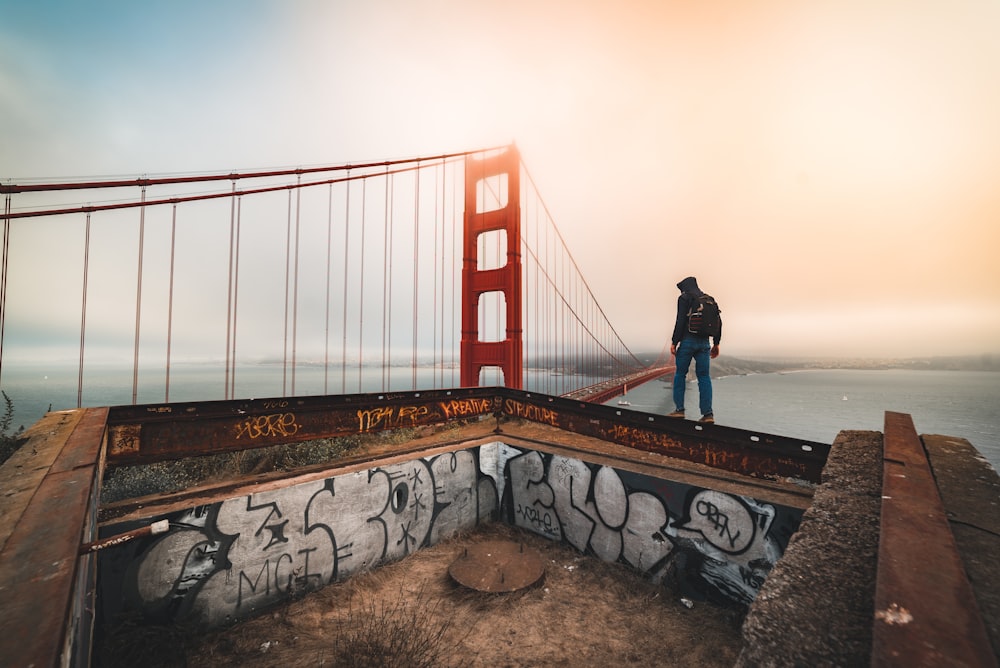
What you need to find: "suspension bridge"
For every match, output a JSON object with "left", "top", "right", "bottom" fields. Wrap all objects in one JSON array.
[
  {"left": 1, "top": 144, "right": 671, "bottom": 414},
  {"left": 1, "top": 146, "right": 995, "bottom": 668}
]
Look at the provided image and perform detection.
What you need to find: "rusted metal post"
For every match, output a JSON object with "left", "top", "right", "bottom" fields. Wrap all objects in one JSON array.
[
  {"left": 872, "top": 411, "right": 996, "bottom": 667},
  {"left": 78, "top": 519, "right": 169, "bottom": 555}
]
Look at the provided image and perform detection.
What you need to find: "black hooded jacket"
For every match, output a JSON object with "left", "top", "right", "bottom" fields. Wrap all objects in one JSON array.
[{"left": 671, "top": 276, "right": 722, "bottom": 345}]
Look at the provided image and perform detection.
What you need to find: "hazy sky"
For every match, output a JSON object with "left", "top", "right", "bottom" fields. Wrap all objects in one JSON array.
[{"left": 3, "top": 0, "right": 999, "bottom": 359}]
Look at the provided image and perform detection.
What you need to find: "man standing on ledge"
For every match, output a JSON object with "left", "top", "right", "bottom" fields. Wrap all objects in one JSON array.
[{"left": 668, "top": 276, "right": 721, "bottom": 423}]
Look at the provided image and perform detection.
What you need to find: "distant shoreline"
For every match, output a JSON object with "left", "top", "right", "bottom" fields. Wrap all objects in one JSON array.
[{"left": 708, "top": 354, "right": 1000, "bottom": 378}]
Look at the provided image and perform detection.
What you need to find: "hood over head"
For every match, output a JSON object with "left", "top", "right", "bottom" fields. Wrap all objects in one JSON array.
[{"left": 676, "top": 276, "right": 701, "bottom": 294}]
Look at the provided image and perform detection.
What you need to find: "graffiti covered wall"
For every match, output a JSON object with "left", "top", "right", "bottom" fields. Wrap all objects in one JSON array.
[
  {"left": 497, "top": 444, "right": 800, "bottom": 605},
  {"left": 98, "top": 442, "right": 802, "bottom": 628}
]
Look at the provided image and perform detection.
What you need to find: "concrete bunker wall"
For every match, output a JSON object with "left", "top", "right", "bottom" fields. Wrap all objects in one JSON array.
[{"left": 97, "top": 440, "right": 804, "bottom": 629}]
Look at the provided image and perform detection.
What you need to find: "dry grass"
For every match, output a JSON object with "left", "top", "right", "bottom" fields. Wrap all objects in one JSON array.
[
  {"left": 99, "top": 523, "right": 745, "bottom": 667},
  {"left": 100, "top": 434, "right": 375, "bottom": 503},
  {"left": 99, "top": 425, "right": 454, "bottom": 504}
]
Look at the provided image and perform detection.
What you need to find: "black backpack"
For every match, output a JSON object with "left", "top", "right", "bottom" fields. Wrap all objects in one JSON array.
[{"left": 686, "top": 293, "right": 721, "bottom": 338}]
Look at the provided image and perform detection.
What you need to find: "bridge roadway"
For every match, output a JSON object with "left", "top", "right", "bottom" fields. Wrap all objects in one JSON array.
[
  {"left": 560, "top": 363, "right": 675, "bottom": 403},
  {"left": 0, "top": 388, "right": 996, "bottom": 666}
]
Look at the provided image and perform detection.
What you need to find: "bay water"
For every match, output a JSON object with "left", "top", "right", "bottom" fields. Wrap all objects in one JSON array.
[
  {"left": 3, "top": 362, "right": 998, "bottom": 473},
  {"left": 615, "top": 368, "right": 1000, "bottom": 472}
]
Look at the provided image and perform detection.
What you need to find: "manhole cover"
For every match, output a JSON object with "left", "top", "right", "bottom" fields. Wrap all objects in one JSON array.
[{"left": 448, "top": 540, "right": 545, "bottom": 593}]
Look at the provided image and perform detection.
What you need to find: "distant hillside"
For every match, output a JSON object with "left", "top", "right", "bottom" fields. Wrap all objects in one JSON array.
[
  {"left": 707, "top": 354, "right": 1000, "bottom": 377},
  {"left": 709, "top": 356, "right": 797, "bottom": 378}
]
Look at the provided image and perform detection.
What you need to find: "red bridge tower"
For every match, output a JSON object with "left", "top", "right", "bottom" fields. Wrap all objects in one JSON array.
[{"left": 460, "top": 145, "right": 523, "bottom": 389}]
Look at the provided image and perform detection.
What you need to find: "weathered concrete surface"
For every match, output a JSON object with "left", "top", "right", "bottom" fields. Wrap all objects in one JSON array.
[
  {"left": 924, "top": 434, "right": 1000, "bottom": 658},
  {"left": 736, "top": 430, "right": 883, "bottom": 667},
  {"left": 737, "top": 428, "right": 1000, "bottom": 667}
]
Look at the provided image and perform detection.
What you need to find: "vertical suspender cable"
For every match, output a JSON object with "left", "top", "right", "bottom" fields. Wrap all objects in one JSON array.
[
  {"left": 358, "top": 179, "right": 366, "bottom": 392},
  {"left": 291, "top": 175, "right": 302, "bottom": 396},
  {"left": 225, "top": 182, "right": 236, "bottom": 400},
  {"left": 432, "top": 163, "right": 439, "bottom": 386},
  {"left": 77, "top": 212, "right": 91, "bottom": 408},
  {"left": 387, "top": 173, "right": 394, "bottom": 390},
  {"left": 574, "top": 272, "right": 580, "bottom": 383},
  {"left": 0, "top": 194, "right": 11, "bottom": 386},
  {"left": 576, "top": 271, "right": 581, "bottom": 385},
  {"left": 435, "top": 160, "right": 444, "bottom": 387},
  {"left": 563, "top": 251, "right": 569, "bottom": 394},
  {"left": 282, "top": 188, "right": 292, "bottom": 396},
  {"left": 412, "top": 163, "right": 420, "bottom": 389},
  {"left": 324, "top": 182, "right": 333, "bottom": 395},
  {"left": 165, "top": 204, "right": 176, "bottom": 402},
  {"left": 532, "top": 192, "right": 539, "bottom": 392},
  {"left": 131, "top": 185, "right": 146, "bottom": 405},
  {"left": 496, "top": 180, "right": 503, "bottom": 385},
  {"left": 545, "top": 223, "right": 550, "bottom": 392},
  {"left": 546, "top": 220, "right": 562, "bottom": 394},
  {"left": 382, "top": 169, "right": 391, "bottom": 391},
  {"left": 535, "top": 192, "right": 541, "bottom": 392},
  {"left": 555, "top": 244, "right": 561, "bottom": 394},
  {"left": 231, "top": 196, "right": 242, "bottom": 399},
  {"left": 341, "top": 174, "right": 350, "bottom": 394},
  {"left": 450, "top": 165, "right": 457, "bottom": 386}
]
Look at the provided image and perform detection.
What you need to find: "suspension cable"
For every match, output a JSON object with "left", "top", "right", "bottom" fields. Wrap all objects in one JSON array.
[
  {"left": 131, "top": 186, "right": 146, "bottom": 404},
  {"left": 77, "top": 212, "right": 91, "bottom": 408},
  {"left": 340, "top": 174, "right": 350, "bottom": 394},
  {"left": 225, "top": 183, "right": 236, "bottom": 400},
  {"left": 165, "top": 204, "right": 177, "bottom": 402}
]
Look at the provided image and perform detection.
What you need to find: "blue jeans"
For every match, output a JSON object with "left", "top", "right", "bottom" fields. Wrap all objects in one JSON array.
[{"left": 673, "top": 337, "right": 713, "bottom": 416}]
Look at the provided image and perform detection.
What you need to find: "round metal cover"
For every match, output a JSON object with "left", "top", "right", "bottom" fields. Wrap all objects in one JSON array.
[{"left": 448, "top": 540, "right": 545, "bottom": 593}]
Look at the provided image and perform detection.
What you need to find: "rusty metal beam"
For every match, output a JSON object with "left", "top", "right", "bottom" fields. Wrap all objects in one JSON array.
[
  {"left": 872, "top": 411, "right": 996, "bottom": 667},
  {"left": 106, "top": 388, "right": 503, "bottom": 466},
  {"left": 0, "top": 407, "right": 107, "bottom": 668},
  {"left": 106, "top": 387, "right": 829, "bottom": 482}
]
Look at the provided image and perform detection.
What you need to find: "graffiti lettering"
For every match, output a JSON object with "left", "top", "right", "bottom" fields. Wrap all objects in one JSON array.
[
  {"left": 261, "top": 399, "right": 289, "bottom": 410},
  {"left": 356, "top": 404, "right": 434, "bottom": 431},
  {"left": 695, "top": 499, "right": 741, "bottom": 550},
  {"left": 238, "top": 559, "right": 271, "bottom": 606},
  {"left": 236, "top": 548, "right": 325, "bottom": 607},
  {"left": 357, "top": 406, "right": 395, "bottom": 431},
  {"left": 675, "top": 490, "right": 762, "bottom": 555},
  {"left": 439, "top": 398, "right": 494, "bottom": 420},
  {"left": 503, "top": 398, "right": 558, "bottom": 426},
  {"left": 110, "top": 425, "right": 141, "bottom": 456},
  {"left": 234, "top": 413, "right": 300, "bottom": 440},
  {"left": 610, "top": 424, "right": 678, "bottom": 451},
  {"left": 516, "top": 503, "right": 558, "bottom": 536}
]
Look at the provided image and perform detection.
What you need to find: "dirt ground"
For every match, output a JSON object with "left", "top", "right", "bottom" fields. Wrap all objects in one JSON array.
[{"left": 101, "top": 523, "right": 745, "bottom": 667}]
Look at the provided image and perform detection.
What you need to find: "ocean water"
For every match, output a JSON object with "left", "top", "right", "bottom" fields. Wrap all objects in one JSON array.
[
  {"left": 3, "top": 362, "right": 998, "bottom": 473},
  {"left": 614, "top": 368, "right": 1000, "bottom": 473}
]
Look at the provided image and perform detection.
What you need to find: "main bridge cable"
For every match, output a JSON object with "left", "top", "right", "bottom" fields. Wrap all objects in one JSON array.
[
  {"left": 0, "top": 148, "right": 499, "bottom": 219},
  {"left": 519, "top": 158, "right": 648, "bottom": 376},
  {"left": 0, "top": 147, "right": 506, "bottom": 194}
]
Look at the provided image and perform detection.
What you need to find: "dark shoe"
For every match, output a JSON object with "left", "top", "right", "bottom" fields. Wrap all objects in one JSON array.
[
  {"left": 698, "top": 414, "right": 715, "bottom": 424},
  {"left": 667, "top": 410, "right": 685, "bottom": 418}
]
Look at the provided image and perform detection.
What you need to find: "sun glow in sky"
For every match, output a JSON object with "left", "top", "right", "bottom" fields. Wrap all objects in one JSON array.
[{"left": 2, "top": 0, "right": 999, "bottom": 359}]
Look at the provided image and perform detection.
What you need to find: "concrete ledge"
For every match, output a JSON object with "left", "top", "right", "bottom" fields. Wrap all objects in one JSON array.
[
  {"left": 737, "top": 430, "right": 883, "bottom": 667},
  {"left": 924, "top": 434, "right": 1000, "bottom": 658}
]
